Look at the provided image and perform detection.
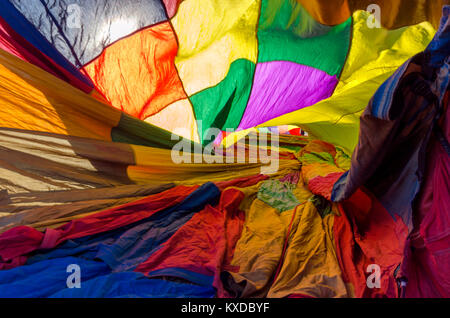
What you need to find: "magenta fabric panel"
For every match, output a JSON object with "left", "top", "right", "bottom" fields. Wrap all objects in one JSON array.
[
  {"left": 403, "top": 104, "right": 450, "bottom": 298},
  {"left": 162, "top": 0, "right": 180, "bottom": 18},
  {"left": 238, "top": 61, "right": 338, "bottom": 130}
]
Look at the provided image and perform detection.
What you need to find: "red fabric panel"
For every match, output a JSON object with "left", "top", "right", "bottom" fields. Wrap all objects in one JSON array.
[
  {"left": 215, "top": 174, "right": 269, "bottom": 191},
  {"left": 308, "top": 172, "right": 345, "bottom": 201},
  {"left": 0, "top": 16, "right": 92, "bottom": 93},
  {"left": 83, "top": 22, "right": 187, "bottom": 120},
  {"left": 289, "top": 128, "right": 303, "bottom": 136},
  {"left": 0, "top": 185, "right": 197, "bottom": 270},
  {"left": 135, "top": 188, "right": 245, "bottom": 296},
  {"left": 0, "top": 226, "right": 43, "bottom": 270},
  {"left": 333, "top": 189, "right": 408, "bottom": 298}
]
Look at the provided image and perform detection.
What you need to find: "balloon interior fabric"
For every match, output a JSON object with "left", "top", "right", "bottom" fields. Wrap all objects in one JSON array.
[{"left": 0, "top": 0, "right": 449, "bottom": 298}]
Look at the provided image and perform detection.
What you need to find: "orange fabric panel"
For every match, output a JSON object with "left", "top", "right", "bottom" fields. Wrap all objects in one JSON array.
[
  {"left": 83, "top": 22, "right": 187, "bottom": 120},
  {"left": 145, "top": 98, "right": 200, "bottom": 143},
  {"left": 0, "top": 49, "right": 119, "bottom": 141}
]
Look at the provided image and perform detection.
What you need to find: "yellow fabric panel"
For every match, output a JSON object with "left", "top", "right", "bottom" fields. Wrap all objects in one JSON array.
[
  {"left": 292, "top": 173, "right": 315, "bottom": 202},
  {"left": 259, "top": 11, "right": 436, "bottom": 153},
  {"left": 302, "top": 163, "right": 345, "bottom": 183},
  {"left": 268, "top": 202, "right": 348, "bottom": 298},
  {"left": 223, "top": 174, "right": 314, "bottom": 297},
  {"left": 225, "top": 198, "right": 299, "bottom": 297},
  {"left": 0, "top": 49, "right": 120, "bottom": 141},
  {"left": 297, "top": 140, "right": 348, "bottom": 180},
  {"left": 334, "top": 148, "right": 352, "bottom": 170},
  {"left": 145, "top": 99, "right": 200, "bottom": 143},
  {"left": 221, "top": 128, "right": 256, "bottom": 148},
  {"left": 335, "top": 11, "right": 436, "bottom": 94},
  {"left": 228, "top": 182, "right": 263, "bottom": 211},
  {"left": 127, "top": 143, "right": 300, "bottom": 185},
  {"left": 172, "top": 0, "right": 259, "bottom": 96}
]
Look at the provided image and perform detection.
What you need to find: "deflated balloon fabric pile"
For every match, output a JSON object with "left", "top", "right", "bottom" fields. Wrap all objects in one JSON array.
[{"left": 0, "top": 0, "right": 449, "bottom": 298}]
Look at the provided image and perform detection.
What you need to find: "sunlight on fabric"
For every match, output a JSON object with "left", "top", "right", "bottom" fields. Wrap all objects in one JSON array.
[{"left": 106, "top": 18, "right": 137, "bottom": 42}]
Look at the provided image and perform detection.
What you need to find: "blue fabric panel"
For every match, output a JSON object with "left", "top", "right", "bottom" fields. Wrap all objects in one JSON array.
[
  {"left": 27, "top": 183, "right": 221, "bottom": 273},
  {"left": 0, "top": 0, "right": 93, "bottom": 87},
  {"left": 51, "top": 272, "right": 216, "bottom": 298},
  {"left": 147, "top": 268, "right": 215, "bottom": 287},
  {"left": 426, "top": 5, "right": 450, "bottom": 68},
  {"left": 0, "top": 257, "right": 110, "bottom": 298},
  {"left": 8, "top": 0, "right": 168, "bottom": 66}
]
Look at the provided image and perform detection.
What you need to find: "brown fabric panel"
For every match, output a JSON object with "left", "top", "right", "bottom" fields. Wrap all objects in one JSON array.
[
  {"left": 0, "top": 198, "right": 139, "bottom": 234},
  {"left": 0, "top": 128, "right": 136, "bottom": 194},
  {"left": 0, "top": 183, "right": 174, "bottom": 234},
  {"left": 297, "top": 0, "right": 448, "bottom": 29},
  {"left": 349, "top": 0, "right": 449, "bottom": 30},
  {"left": 0, "top": 183, "right": 174, "bottom": 212},
  {"left": 0, "top": 127, "right": 175, "bottom": 232},
  {"left": 297, "top": 0, "right": 351, "bottom": 26}
]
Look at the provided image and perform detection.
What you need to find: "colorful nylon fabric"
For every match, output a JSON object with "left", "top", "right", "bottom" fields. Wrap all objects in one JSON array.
[{"left": 0, "top": 1, "right": 449, "bottom": 298}]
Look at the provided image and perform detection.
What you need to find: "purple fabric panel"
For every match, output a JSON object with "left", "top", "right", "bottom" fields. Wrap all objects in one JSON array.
[{"left": 238, "top": 61, "right": 338, "bottom": 130}]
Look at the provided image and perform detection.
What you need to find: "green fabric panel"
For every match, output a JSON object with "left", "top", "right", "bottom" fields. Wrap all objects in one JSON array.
[
  {"left": 258, "top": 0, "right": 352, "bottom": 76},
  {"left": 257, "top": 179, "right": 301, "bottom": 212},
  {"left": 311, "top": 195, "right": 334, "bottom": 219},
  {"left": 111, "top": 113, "right": 202, "bottom": 151},
  {"left": 189, "top": 59, "right": 256, "bottom": 145},
  {"left": 299, "top": 151, "right": 336, "bottom": 166}
]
